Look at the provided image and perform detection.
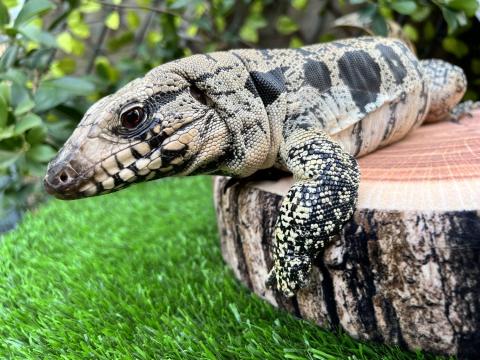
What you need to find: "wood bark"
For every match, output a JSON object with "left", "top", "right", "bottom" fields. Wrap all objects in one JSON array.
[{"left": 213, "top": 115, "right": 480, "bottom": 358}]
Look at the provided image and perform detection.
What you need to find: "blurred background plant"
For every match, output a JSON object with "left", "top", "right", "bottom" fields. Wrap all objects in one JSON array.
[{"left": 0, "top": 0, "right": 479, "bottom": 232}]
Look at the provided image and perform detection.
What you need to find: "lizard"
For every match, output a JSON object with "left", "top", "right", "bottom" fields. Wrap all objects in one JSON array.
[{"left": 43, "top": 36, "right": 476, "bottom": 297}]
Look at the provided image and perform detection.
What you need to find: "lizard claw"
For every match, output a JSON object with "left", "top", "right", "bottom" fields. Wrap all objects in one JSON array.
[
  {"left": 266, "top": 268, "right": 277, "bottom": 289},
  {"left": 450, "top": 100, "right": 480, "bottom": 123}
]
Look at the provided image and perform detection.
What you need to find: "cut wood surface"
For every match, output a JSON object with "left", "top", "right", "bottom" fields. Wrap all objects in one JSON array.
[{"left": 213, "top": 113, "right": 480, "bottom": 359}]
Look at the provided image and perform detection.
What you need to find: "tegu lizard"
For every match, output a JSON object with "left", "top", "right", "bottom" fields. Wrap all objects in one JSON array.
[{"left": 44, "top": 37, "right": 475, "bottom": 296}]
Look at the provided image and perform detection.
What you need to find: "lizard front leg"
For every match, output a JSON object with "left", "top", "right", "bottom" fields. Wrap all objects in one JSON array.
[{"left": 267, "top": 128, "right": 360, "bottom": 296}]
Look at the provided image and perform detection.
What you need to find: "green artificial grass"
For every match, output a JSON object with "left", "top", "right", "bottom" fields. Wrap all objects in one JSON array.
[{"left": 0, "top": 176, "right": 448, "bottom": 359}]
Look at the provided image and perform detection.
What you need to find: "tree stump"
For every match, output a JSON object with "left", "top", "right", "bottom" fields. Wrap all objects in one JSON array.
[{"left": 213, "top": 114, "right": 480, "bottom": 358}]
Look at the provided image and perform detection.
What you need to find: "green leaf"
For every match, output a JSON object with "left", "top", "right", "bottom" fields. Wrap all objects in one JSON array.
[
  {"left": 17, "top": 24, "right": 58, "bottom": 47},
  {"left": 0, "top": 1, "right": 10, "bottom": 26},
  {"left": 27, "top": 144, "right": 56, "bottom": 163},
  {"left": 56, "top": 32, "right": 85, "bottom": 56},
  {"left": 79, "top": 1, "right": 101, "bottom": 13},
  {"left": 13, "top": 96, "right": 34, "bottom": 116},
  {"left": 359, "top": 4, "right": 378, "bottom": 19},
  {"left": 20, "top": 48, "right": 55, "bottom": 71},
  {"left": 371, "top": 13, "right": 388, "bottom": 36},
  {"left": 50, "top": 57, "right": 77, "bottom": 77},
  {"left": 24, "top": 159, "right": 47, "bottom": 177},
  {"left": 455, "top": 11, "right": 467, "bottom": 27},
  {"left": 442, "top": 37, "right": 468, "bottom": 58},
  {"left": 46, "top": 121, "right": 75, "bottom": 144},
  {"left": 291, "top": 0, "right": 309, "bottom": 10},
  {"left": 411, "top": 6, "right": 431, "bottom": 22},
  {"left": 276, "top": 16, "right": 299, "bottom": 35},
  {"left": 13, "top": 0, "right": 55, "bottom": 27},
  {"left": 0, "top": 44, "right": 19, "bottom": 70},
  {"left": 186, "top": 25, "right": 198, "bottom": 37},
  {"left": 391, "top": 0, "right": 417, "bottom": 15},
  {"left": 4, "top": 0, "right": 18, "bottom": 9},
  {"left": 95, "top": 56, "right": 119, "bottom": 83},
  {"left": 0, "top": 82, "right": 11, "bottom": 104},
  {"left": 126, "top": 10, "right": 140, "bottom": 30},
  {"left": 471, "top": 59, "right": 480, "bottom": 75},
  {"left": 0, "top": 125, "right": 14, "bottom": 140},
  {"left": 14, "top": 113, "right": 42, "bottom": 135},
  {"left": 34, "top": 77, "right": 95, "bottom": 112},
  {"left": 448, "top": 0, "right": 479, "bottom": 16},
  {"left": 105, "top": 11, "right": 120, "bottom": 30},
  {"left": 0, "top": 149, "right": 21, "bottom": 168},
  {"left": 146, "top": 31, "right": 162, "bottom": 47},
  {"left": 3, "top": 26, "right": 17, "bottom": 37},
  {"left": 67, "top": 10, "right": 90, "bottom": 39},
  {"left": 0, "top": 68, "right": 27, "bottom": 85},
  {"left": 107, "top": 31, "right": 135, "bottom": 52},
  {"left": 0, "top": 95, "right": 7, "bottom": 128},
  {"left": 10, "top": 81, "right": 30, "bottom": 108},
  {"left": 289, "top": 36, "right": 303, "bottom": 48},
  {"left": 239, "top": 14, "right": 267, "bottom": 43},
  {"left": 169, "top": 0, "right": 192, "bottom": 10},
  {"left": 56, "top": 31, "right": 74, "bottom": 53},
  {"left": 70, "top": 21, "right": 90, "bottom": 38},
  {"left": 441, "top": 7, "right": 458, "bottom": 34},
  {"left": 46, "top": 77, "right": 95, "bottom": 94},
  {"left": 403, "top": 24, "right": 418, "bottom": 41},
  {"left": 25, "top": 126, "right": 46, "bottom": 145}
]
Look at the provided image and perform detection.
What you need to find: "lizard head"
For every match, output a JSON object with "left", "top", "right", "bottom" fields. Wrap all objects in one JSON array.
[{"left": 43, "top": 57, "right": 235, "bottom": 200}]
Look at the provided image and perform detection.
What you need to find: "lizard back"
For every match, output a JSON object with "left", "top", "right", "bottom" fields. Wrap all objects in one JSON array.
[{"left": 232, "top": 37, "right": 430, "bottom": 157}]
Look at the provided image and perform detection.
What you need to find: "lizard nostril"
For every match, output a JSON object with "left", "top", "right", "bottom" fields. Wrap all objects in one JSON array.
[{"left": 59, "top": 171, "right": 69, "bottom": 183}]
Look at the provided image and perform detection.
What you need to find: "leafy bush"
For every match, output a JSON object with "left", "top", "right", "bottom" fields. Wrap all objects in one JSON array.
[
  {"left": 0, "top": 0, "right": 97, "bottom": 231},
  {"left": 0, "top": 0, "right": 479, "bottom": 232}
]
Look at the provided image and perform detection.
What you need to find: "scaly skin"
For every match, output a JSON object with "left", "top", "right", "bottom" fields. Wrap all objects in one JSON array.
[{"left": 44, "top": 37, "right": 473, "bottom": 296}]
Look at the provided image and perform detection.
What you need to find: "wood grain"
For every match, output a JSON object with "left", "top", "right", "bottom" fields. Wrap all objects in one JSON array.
[{"left": 214, "top": 113, "right": 480, "bottom": 358}]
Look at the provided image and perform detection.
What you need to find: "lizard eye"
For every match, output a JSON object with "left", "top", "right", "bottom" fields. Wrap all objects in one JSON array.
[
  {"left": 190, "top": 84, "right": 208, "bottom": 105},
  {"left": 120, "top": 107, "right": 145, "bottom": 129}
]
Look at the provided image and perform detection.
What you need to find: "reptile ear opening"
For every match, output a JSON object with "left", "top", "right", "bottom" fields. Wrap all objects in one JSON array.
[{"left": 189, "top": 84, "right": 209, "bottom": 105}]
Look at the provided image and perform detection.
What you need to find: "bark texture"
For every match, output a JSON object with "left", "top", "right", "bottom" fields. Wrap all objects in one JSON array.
[{"left": 213, "top": 115, "right": 480, "bottom": 358}]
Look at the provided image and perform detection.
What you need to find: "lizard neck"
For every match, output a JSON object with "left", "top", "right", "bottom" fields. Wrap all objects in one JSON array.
[
  {"left": 224, "top": 50, "right": 287, "bottom": 176},
  {"left": 196, "top": 52, "right": 282, "bottom": 177}
]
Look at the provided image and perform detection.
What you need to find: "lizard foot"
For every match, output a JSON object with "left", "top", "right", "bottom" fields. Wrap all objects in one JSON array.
[
  {"left": 265, "top": 180, "right": 354, "bottom": 297},
  {"left": 266, "top": 253, "right": 312, "bottom": 297},
  {"left": 450, "top": 100, "right": 480, "bottom": 123}
]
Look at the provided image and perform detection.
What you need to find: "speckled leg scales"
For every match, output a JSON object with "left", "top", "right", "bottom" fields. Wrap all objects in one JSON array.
[
  {"left": 267, "top": 129, "right": 360, "bottom": 296},
  {"left": 451, "top": 101, "right": 480, "bottom": 122}
]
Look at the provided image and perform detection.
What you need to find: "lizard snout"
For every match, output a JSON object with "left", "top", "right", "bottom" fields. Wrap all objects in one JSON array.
[{"left": 44, "top": 159, "right": 90, "bottom": 200}]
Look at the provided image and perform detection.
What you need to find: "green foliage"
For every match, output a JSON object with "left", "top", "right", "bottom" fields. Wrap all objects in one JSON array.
[
  {"left": 0, "top": 176, "right": 451, "bottom": 359},
  {"left": 0, "top": 0, "right": 479, "bottom": 232},
  {"left": 350, "top": 0, "right": 479, "bottom": 35},
  {"left": 0, "top": 1, "right": 97, "bottom": 231}
]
